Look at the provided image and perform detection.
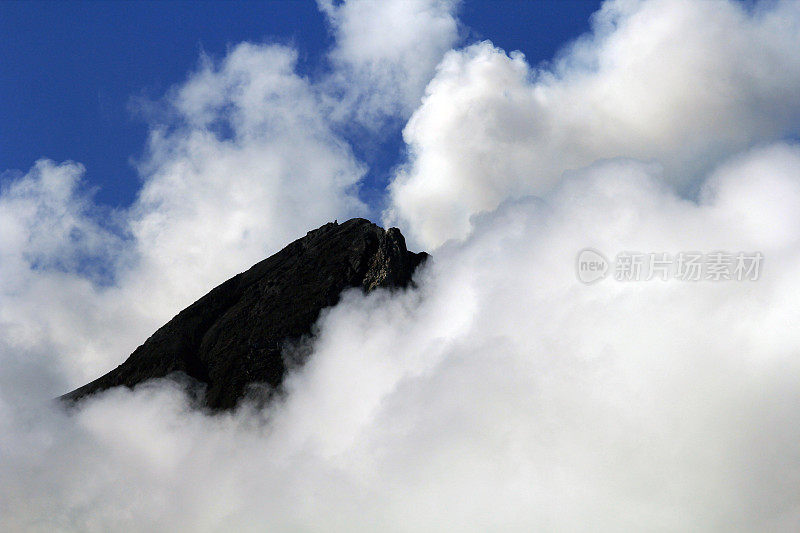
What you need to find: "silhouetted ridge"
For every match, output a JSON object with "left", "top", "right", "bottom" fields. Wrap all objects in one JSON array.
[{"left": 62, "top": 218, "right": 428, "bottom": 409}]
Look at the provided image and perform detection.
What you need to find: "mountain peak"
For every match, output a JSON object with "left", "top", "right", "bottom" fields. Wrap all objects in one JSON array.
[{"left": 62, "top": 219, "right": 427, "bottom": 409}]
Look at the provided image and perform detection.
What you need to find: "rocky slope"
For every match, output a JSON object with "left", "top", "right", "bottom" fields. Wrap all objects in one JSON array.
[{"left": 62, "top": 218, "right": 427, "bottom": 409}]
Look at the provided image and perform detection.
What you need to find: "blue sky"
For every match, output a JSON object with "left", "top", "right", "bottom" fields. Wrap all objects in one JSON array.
[{"left": 1, "top": 0, "right": 600, "bottom": 209}]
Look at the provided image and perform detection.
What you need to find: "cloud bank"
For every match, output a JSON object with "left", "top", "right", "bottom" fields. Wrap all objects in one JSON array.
[
  {"left": 386, "top": 0, "right": 800, "bottom": 247},
  {"left": 2, "top": 0, "right": 800, "bottom": 530}
]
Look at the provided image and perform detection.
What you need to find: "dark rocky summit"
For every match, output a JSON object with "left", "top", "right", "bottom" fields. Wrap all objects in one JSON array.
[{"left": 62, "top": 218, "right": 427, "bottom": 410}]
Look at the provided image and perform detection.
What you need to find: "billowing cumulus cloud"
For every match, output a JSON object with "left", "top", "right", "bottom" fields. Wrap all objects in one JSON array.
[
  {"left": 2, "top": 0, "right": 800, "bottom": 530},
  {"left": 386, "top": 0, "right": 800, "bottom": 248}
]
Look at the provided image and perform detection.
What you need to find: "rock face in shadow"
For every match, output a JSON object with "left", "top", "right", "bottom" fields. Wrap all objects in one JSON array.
[{"left": 62, "top": 218, "right": 427, "bottom": 410}]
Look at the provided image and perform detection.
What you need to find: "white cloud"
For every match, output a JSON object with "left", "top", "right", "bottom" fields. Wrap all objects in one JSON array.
[
  {"left": 127, "top": 43, "right": 367, "bottom": 321},
  {"left": 386, "top": 0, "right": 800, "bottom": 248},
  {"left": 319, "top": 0, "right": 460, "bottom": 126},
  {"left": 0, "top": 161, "right": 130, "bottom": 385}
]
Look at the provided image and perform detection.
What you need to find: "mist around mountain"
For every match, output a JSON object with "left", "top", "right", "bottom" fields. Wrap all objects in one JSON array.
[{"left": 63, "top": 219, "right": 427, "bottom": 409}]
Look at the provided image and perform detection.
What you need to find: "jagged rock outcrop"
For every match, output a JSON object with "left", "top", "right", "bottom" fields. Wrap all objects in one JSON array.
[{"left": 62, "top": 218, "right": 427, "bottom": 409}]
